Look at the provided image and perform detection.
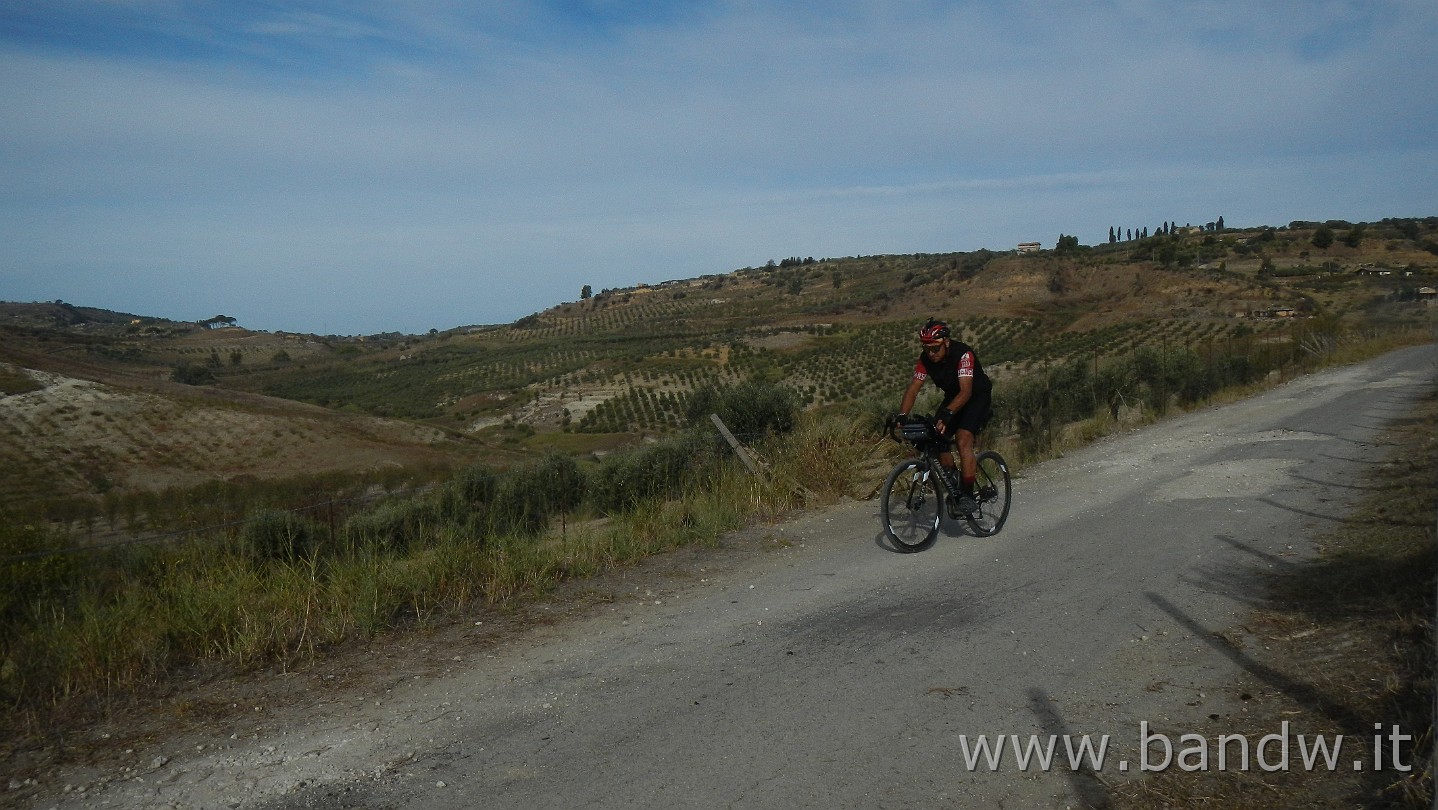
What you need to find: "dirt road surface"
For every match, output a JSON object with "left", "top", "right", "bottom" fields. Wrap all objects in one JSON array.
[{"left": 23, "top": 344, "right": 1436, "bottom": 809}]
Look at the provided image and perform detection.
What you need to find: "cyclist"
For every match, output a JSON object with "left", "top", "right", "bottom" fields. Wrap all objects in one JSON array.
[{"left": 896, "top": 318, "right": 993, "bottom": 513}]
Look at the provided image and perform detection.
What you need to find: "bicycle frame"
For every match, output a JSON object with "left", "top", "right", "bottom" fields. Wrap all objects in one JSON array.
[
  {"left": 883, "top": 414, "right": 1012, "bottom": 548},
  {"left": 893, "top": 417, "right": 963, "bottom": 501}
]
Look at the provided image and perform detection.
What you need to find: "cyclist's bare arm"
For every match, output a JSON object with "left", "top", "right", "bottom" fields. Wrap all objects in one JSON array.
[{"left": 899, "top": 377, "right": 924, "bottom": 415}]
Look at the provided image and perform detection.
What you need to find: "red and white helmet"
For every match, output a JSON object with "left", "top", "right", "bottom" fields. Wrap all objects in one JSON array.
[{"left": 918, "top": 318, "right": 950, "bottom": 343}]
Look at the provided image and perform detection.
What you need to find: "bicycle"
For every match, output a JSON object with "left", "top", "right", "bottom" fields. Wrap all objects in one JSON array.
[{"left": 880, "top": 414, "right": 1012, "bottom": 552}]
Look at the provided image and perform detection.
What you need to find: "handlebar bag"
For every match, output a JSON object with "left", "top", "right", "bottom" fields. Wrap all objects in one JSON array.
[{"left": 900, "top": 418, "right": 938, "bottom": 442}]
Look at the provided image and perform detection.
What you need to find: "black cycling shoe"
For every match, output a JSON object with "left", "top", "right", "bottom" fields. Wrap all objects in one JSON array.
[{"left": 953, "top": 493, "right": 978, "bottom": 515}]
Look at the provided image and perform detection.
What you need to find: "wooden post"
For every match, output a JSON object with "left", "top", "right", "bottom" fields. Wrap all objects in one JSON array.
[
  {"left": 709, "top": 414, "right": 818, "bottom": 500},
  {"left": 709, "top": 414, "right": 764, "bottom": 478}
]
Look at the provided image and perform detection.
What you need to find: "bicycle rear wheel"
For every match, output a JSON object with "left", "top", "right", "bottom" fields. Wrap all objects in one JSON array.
[
  {"left": 881, "top": 459, "right": 942, "bottom": 552},
  {"left": 964, "top": 450, "right": 1012, "bottom": 537}
]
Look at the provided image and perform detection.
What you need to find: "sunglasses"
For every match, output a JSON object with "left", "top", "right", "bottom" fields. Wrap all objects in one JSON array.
[{"left": 923, "top": 342, "right": 945, "bottom": 354}]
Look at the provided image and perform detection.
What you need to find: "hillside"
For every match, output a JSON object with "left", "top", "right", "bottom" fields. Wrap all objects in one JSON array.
[
  {"left": 2, "top": 216, "right": 1435, "bottom": 517},
  {"left": 0, "top": 330, "right": 484, "bottom": 518}
]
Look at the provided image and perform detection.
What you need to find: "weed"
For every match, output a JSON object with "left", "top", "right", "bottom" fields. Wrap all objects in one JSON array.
[{"left": 240, "top": 510, "right": 322, "bottom": 563}]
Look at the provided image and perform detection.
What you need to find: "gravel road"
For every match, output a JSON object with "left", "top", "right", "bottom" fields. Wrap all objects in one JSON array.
[{"left": 25, "top": 344, "right": 1436, "bottom": 810}]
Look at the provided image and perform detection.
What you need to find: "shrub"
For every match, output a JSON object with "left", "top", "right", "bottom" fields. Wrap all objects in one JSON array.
[
  {"left": 436, "top": 462, "right": 497, "bottom": 526},
  {"left": 1046, "top": 358, "right": 1094, "bottom": 424},
  {"left": 535, "top": 451, "right": 585, "bottom": 514},
  {"left": 0, "top": 367, "right": 43, "bottom": 396},
  {"left": 171, "top": 362, "right": 215, "bottom": 385},
  {"left": 685, "top": 380, "right": 798, "bottom": 439},
  {"left": 587, "top": 430, "right": 720, "bottom": 515},
  {"left": 1092, "top": 363, "right": 1132, "bottom": 420},
  {"left": 240, "top": 509, "right": 322, "bottom": 562},
  {"left": 488, "top": 452, "right": 584, "bottom": 536},
  {"left": 1215, "top": 353, "right": 1258, "bottom": 387},
  {"left": 341, "top": 498, "right": 438, "bottom": 554},
  {"left": 997, "top": 374, "right": 1055, "bottom": 456},
  {"left": 1129, "top": 347, "right": 1174, "bottom": 414},
  {"left": 1170, "top": 350, "right": 1213, "bottom": 405}
]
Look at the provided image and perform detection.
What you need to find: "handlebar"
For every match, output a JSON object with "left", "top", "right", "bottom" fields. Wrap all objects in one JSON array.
[{"left": 889, "top": 413, "right": 941, "bottom": 444}]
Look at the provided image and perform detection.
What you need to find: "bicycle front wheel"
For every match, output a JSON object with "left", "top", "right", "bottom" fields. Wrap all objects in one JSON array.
[
  {"left": 881, "top": 459, "right": 942, "bottom": 552},
  {"left": 965, "top": 450, "right": 1012, "bottom": 537}
]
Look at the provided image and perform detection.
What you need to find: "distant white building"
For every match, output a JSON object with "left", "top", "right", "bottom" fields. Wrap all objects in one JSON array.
[{"left": 1016, "top": 242, "right": 1041, "bottom": 254}]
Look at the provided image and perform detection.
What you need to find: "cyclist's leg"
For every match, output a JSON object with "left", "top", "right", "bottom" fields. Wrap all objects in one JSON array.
[
  {"left": 953, "top": 394, "right": 992, "bottom": 494},
  {"left": 936, "top": 409, "right": 961, "bottom": 476},
  {"left": 938, "top": 447, "right": 957, "bottom": 471},
  {"left": 956, "top": 428, "right": 977, "bottom": 488}
]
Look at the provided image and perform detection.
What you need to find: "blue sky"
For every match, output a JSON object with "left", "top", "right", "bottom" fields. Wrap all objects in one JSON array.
[{"left": 2, "top": 1, "right": 1435, "bottom": 335}]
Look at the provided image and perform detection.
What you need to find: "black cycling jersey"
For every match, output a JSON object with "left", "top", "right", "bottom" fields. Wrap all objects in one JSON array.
[
  {"left": 913, "top": 341, "right": 992, "bottom": 401},
  {"left": 914, "top": 341, "right": 993, "bottom": 436}
]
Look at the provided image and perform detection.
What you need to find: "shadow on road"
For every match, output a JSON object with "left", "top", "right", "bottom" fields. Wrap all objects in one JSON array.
[
  {"left": 1143, "top": 591, "right": 1368, "bottom": 733},
  {"left": 1026, "top": 687, "right": 1112, "bottom": 809}
]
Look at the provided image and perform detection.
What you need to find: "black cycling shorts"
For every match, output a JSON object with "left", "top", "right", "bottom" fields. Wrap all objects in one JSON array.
[{"left": 939, "top": 392, "right": 993, "bottom": 437}]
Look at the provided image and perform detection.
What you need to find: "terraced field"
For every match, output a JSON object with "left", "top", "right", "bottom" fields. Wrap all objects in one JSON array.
[{"left": 2, "top": 218, "right": 1435, "bottom": 512}]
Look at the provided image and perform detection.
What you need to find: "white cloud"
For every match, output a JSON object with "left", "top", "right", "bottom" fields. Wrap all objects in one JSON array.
[{"left": 1, "top": 0, "right": 1435, "bottom": 333}]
